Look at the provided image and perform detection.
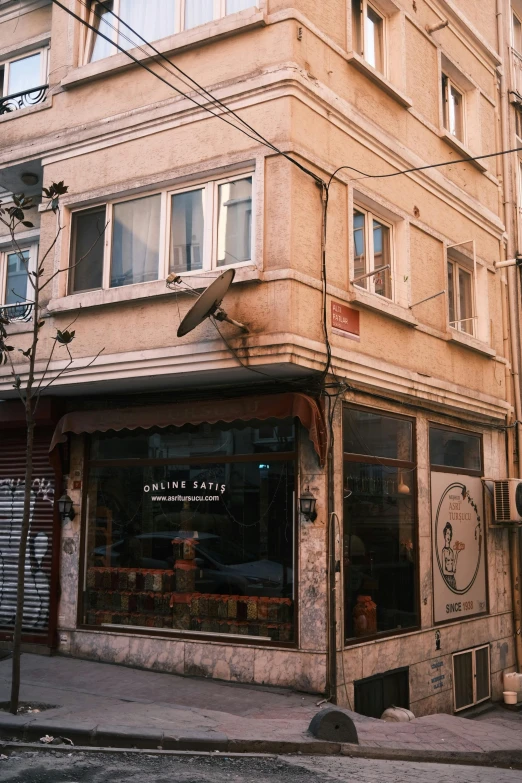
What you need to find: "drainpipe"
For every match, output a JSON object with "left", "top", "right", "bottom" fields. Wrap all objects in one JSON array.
[
  {"left": 327, "top": 399, "right": 337, "bottom": 703},
  {"left": 497, "top": 0, "right": 522, "bottom": 672}
]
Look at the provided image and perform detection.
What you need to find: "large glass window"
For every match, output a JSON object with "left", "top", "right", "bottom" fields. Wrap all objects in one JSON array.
[
  {"left": 83, "top": 420, "right": 296, "bottom": 643},
  {"left": 429, "top": 426, "right": 482, "bottom": 472},
  {"left": 343, "top": 407, "right": 418, "bottom": 643},
  {"left": 69, "top": 172, "right": 253, "bottom": 293}
]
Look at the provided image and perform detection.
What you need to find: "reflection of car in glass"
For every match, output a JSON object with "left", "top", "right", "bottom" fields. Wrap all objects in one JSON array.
[{"left": 93, "top": 531, "right": 292, "bottom": 597}]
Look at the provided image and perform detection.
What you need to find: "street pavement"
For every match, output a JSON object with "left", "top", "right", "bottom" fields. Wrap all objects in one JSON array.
[
  {"left": 1, "top": 750, "right": 522, "bottom": 783},
  {"left": 0, "top": 654, "right": 521, "bottom": 762}
]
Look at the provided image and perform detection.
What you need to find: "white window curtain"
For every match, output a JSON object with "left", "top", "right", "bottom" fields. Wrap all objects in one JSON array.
[
  {"left": 184, "top": 0, "right": 214, "bottom": 30},
  {"left": 226, "top": 0, "right": 253, "bottom": 13},
  {"left": 90, "top": 2, "right": 116, "bottom": 63},
  {"left": 111, "top": 195, "right": 161, "bottom": 288},
  {"left": 119, "top": 0, "right": 176, "bottom": 48}
]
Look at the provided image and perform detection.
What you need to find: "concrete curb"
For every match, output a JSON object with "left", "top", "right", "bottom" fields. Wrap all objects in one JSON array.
[{"left": 0, "top": 715, "right": 521, "bottom": 768}]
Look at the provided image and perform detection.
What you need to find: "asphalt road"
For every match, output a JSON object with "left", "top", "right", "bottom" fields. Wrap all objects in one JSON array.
[{"left": 0, "top": 751, "right": 521, "bottom": 783}]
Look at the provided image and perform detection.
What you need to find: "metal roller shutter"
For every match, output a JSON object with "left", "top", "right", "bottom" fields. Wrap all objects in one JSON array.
[{"left": 0, "top": 429, "right": 57, "bottom": 641}]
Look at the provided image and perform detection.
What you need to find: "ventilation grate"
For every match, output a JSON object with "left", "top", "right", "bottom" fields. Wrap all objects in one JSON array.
[{"left": 495, "top": 480, "right": 511, "bottom": 521}]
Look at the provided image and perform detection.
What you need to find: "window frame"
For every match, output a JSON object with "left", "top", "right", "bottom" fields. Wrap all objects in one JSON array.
[
  {"left": 0, "top": 48, "right": 49, "bottom": 99},
  {"left": 0, "top": 243, "right": 38, "bottom": 307},
  {"left": 342, "top": 403, "right": 420, "bottom": 647},
  {"left": 352, "top": 204, "right": 394, "bottom": 301},
  {"left": 441, "top": 72, "right": 465, "bottom": 143},
  {"left": 68, "top": 170, "right": 255, "bottom": 295},
  {"left": 83, "top": 0, "right": 256, "bottom": 64},
  {"left": 352, "top": 0, "right": 387, "bottom": 76},
  {"left": 513, "top": 9, "right": 522, "bottom": 54},
  {"left": 446, "top": 251, "right": 476, "bottom": 337}
]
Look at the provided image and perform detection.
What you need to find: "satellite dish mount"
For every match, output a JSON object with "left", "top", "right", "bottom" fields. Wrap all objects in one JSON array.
[{"left": 171, "top": 268, "right": 249, "bottom": 338}]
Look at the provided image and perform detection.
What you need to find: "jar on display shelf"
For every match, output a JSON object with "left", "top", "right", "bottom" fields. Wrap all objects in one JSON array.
[{"left": 353, "top": 594, "right": 377, "bottom": 637}]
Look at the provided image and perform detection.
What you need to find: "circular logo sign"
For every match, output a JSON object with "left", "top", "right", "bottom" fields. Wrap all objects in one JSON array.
[{"left": 434, "top": 482, "right": 482, "bottom": 595}]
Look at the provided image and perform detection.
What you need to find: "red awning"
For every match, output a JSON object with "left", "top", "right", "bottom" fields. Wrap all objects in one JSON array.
[{"left": 49, "top": 393, "right": 327, "bottom": 465}]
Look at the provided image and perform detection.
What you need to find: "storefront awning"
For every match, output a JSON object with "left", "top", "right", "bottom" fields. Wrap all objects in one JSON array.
[{"left": 49, "top": 393, "right": 327, "bottom": 465}]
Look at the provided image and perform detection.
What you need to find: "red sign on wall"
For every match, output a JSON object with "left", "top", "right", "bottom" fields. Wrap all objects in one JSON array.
[{"left": 331, "top": 302, "right": 360, "bottom": 337}]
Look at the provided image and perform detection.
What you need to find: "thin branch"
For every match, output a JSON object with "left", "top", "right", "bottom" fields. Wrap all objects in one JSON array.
[
  {"left": 37, "top": 347, "right": 105, "bottom": 394},
  {"left": 38, "top": 221, "right": 108, "bottom": 292}
]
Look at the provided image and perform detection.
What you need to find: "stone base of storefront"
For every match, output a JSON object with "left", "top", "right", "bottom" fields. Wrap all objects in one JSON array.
[
  {"left": 56, "top": 628, "right": 328, "bottom": 694},
  {"left": 336, "top": 611, "right": 515, "bottom": 715}
]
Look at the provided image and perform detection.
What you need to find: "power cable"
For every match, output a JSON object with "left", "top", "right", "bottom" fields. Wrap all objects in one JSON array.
[
  {"left": 327, "top": 145, "right": 522, "bottom": 187},
  {"left": 52, "top": 0, "right": 323, "bottom": 186},
  {"left": 91, "top": 0, "right": 323, "bottom": 183}
]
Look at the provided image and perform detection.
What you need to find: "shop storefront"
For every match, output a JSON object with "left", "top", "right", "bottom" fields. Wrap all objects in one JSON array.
[
  {"left": 51, "top": 393, "right": 327, "bottom": 655},
  {"left": 50, "top": 391, "right": 514, "bottom": 709}
]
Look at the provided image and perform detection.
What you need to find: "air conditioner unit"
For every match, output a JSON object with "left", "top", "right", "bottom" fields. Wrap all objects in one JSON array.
[{"left": 492, "top": 479, "right": 522, "bottom": 524}]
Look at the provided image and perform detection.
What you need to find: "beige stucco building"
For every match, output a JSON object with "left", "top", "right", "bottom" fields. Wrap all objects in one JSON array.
[{"left": 0, "top": 0, "right": 521, "bottom": 717}]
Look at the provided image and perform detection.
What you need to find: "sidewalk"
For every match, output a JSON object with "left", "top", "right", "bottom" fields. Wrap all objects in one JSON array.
[{"left": 0, "top": 653, "right": 521, "bottom": 767}]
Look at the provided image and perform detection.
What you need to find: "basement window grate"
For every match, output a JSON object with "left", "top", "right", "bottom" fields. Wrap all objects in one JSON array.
[{"left": 452, "top": 645, "right": 490, "bottom": 712}]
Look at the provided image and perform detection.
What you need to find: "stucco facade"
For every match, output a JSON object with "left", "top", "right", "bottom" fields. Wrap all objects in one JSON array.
[{"left": 0, "top": 0, "right": 521, "bottom": 716}]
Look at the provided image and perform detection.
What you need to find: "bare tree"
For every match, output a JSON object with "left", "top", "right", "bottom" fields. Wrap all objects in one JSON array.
[{"left": 0, "top": 183, "right": 104, "bottom": 714}]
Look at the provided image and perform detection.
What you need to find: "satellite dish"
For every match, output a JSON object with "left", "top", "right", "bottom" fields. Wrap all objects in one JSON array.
[{"left": 176, "top": 268, "right": 248, "bottom": 338}]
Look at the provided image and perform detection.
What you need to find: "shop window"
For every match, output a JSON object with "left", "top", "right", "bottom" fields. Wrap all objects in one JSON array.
[
  {"left": 447, "top": 254, "right": 475, "bottom": 336},
  {"left": 352, "top": 0, "right": 386, "bottom": 75},
  {"left": 442, "top": 73, "right": 464, "bottom": 142},
  {"left": 82, "top": 419, "right": 296, "bottom": 643},
  {"left": 343, "top": 406, "right": 418, "bottom": 643},
  {"left": 85, "top": 0, "right": 256, "bottom": 62},
  {"left": 354, "top": 667, "right": 409, "bottom": 718},
  {"left": 69, "top": 172, "right": 253, "bottom": 293},
  {"left": 429, "top": 426, "right": 482, "bottom": 473},
  {"left": 352, "top": 206, "right": 393, "bottom": 300}
]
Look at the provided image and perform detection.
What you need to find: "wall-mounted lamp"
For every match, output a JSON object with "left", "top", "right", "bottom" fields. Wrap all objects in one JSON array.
[
  {"left": 20, "top": 172, "right": 39, "bottom": 186},
  {"left": 299, "top": 490, "right": 317, "bottom": 522},
  {"left": 57, "top": 493, "right": 75, "bottom": 522}
]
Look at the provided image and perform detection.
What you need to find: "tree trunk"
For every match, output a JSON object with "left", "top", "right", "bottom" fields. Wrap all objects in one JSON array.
[{"left": 9, "top": 405, "right": 35, "bottom": 714}]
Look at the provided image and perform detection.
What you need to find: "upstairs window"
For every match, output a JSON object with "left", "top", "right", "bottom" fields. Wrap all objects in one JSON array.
[
  {"left": 0, "top": 50, "right": 48, "bottom": 113},
  {"left": 0, "top": 245, "right": 37, "bottom": 318},
  {"left": 353, "top": 206, "right": 392, "bottom": 300},
  {"left": 442, "top": 73, "right": 464, "bottom": 142},
  {"left": 86, "top": 0, "right": 256, "bottom": 62},
  {"left": 447, "top": 254, "right": 475, "bottom": 336},
  {"left": 513, "top": 10, "right": 522, "bottom": 53},
  {"left": 352, "top": 0, "right": 386, "bottom": 74},
  {"left": 69, "top": 172, "right": 253, "bottom": 294}
]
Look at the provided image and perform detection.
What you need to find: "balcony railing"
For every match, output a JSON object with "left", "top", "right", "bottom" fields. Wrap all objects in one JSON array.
[
  {"left": 0, "top": 84, "right": 48, "bottom": 116},
  {"left": 0, "top": 302, "right": 34, "bottom": 322}
]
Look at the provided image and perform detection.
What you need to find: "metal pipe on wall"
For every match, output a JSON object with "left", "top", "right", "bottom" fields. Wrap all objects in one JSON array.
[{"left": 497, "top": 0, "right": 522, "bottom": 672}]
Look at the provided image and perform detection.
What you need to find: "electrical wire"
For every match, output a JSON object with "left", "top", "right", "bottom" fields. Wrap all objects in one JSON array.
[
  {"left": 53, "top": 0, "right": 323, "bottom": 186},
  {"left": 92, "top": 0, "right": 323, "bottom": 184},
  {"left": 327, "top": 145, "right": 522, "bottom": 187}
]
